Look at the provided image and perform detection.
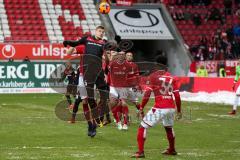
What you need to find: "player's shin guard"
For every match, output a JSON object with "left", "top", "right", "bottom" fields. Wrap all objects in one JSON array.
[
  {"left": 98, "top": 86, "right": 109, "bottom": 123},
  {"left": 72, "top": 96, "right": 81, "bottom": 118},
  {"left": 106, "top": 113, "right": 111, "bottom": 122},
  {"left": 136, "top": 104, "right": 140, "bottom": 110},
  {"left": 122, "top": 106, "right": 129, "bottom": 125},
  {"left": 66, "top": 95, "right": 72, "bottom": 105},
  {"left": 137, "top": 127, "right": 146, "bottom": 153},
  {"left": 88, "top": 98, "right": 100, "bottom": 125},
  {"left": 83, "top": 102, "right": 92, "bottom": 126},
  {"left": 98, "top": 101, "right": 105, "bottom": 122},
  {"left": 165, "top": 127, "right": 175, "bottom": 151}
]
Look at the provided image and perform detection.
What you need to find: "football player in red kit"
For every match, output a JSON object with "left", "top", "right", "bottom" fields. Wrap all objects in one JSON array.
[
  {"left": 104, "top": 50, "right": 123, "bottom": 128},
  {"left": 131, "top": 56, "right": 182, "bottom": 158},
  {"left": 108, "top": 51, "right": 139, "bottom": 130},
  {"left": 119, "top": 52, "right": 141, "bottom": 126},
  {"left": 126, "top": 52, "right": 142, "bottom": 113}
]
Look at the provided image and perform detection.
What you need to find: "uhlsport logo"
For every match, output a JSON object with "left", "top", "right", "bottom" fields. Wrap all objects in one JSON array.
[
  {"left": 114, "top": 9, "right": 159, "bottom": 28},
  {"left": 32, "top": 45, "right": 69, "bottom": 59},
  {"left": 1, "top": 44, "right": 16, "bottom": 58}
]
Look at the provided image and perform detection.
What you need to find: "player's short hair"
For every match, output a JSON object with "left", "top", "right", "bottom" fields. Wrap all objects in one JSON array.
[
  {"left": 155, "top": 55, "right": 167, "bottom": 66},
  {"left": 126, "top": 52, "right": 133, "bottom": 55},
  {"left": 154, "top": 55, "right": 168, "bottom": 72},
  {"left": 96, "top": 25, "right": 105, "bottom": 30}
]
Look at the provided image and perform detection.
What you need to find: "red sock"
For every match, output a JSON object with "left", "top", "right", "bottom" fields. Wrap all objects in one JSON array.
[
  {"left": 137, "top": 127, "right": 146, "bottom": 153},
  {"left": 165, "top": 127, "right": 175, "bottom": 151},
  {"left": 112, "top": 106, "right": 120, "bottom": 123},
  {"left": 122, "top": 106, "right": 129, "bottom": 125},
  {"left": 136, "top": 104, "right": 140, "bottom": 110},
  {"left": 83, "top": 103, "right": 91, "bottom": 122},
  {"left": 118, "top": 105, "right": 123, "bottom": 121}
]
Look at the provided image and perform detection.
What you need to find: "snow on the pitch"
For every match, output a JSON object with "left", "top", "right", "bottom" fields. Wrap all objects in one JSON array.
[{"left": 180, "top": 91, "right": 236, "bottom": 105}]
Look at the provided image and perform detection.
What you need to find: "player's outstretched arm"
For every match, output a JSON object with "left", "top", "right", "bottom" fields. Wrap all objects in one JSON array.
[
  {"left": 63, "top": 36, "right": 87, "bottom": 47},
  {"left": 140, "top": 88, "right": 152, "bottom": 109},
  {"left": 173, "top": 90, "right": 182, "bottom": 120},
  {"left": 136, "top": 88, "right": 151, "bottom": 119}
]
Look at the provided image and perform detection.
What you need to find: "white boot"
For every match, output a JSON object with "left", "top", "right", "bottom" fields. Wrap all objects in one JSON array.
[
  {"left": 122, "top": 124, "right": 128, "bottom": 130},
  {"left": 117, "top": 122, "right": 122, "bottom": 130}
]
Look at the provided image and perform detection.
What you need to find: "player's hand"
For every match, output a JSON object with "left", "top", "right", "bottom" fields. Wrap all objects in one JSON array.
[
  {"left": 176, "top": 112, "right": 182, "bottom": 120},
  {"left": 136, "top": 107, "right": 144, "bottom": 119},
  {"left": 132, "top": 87, "right": 138, "bottom": 92},
  {"left": 114, "top": 35, "right": 121, "bottom": 43},
  {"left": 63, "top": 40, "right": 69, "bottom": 47},
  {"left": 133, "top": 86, "right": 142, "bottom": 92},
  {"left": 140, "top": 109, "right": 144, "bottom": 119}
]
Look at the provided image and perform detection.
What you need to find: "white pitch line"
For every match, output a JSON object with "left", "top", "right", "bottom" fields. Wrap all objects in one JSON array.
[
  {"left": 207, "top": 114, "right": 240, "bottom": 119},
  {"left": 70, "top": 153, "right": 94, "bottom": 158},
  {"left": 1, "top": 146, "right": 79, "bottom": 150}
]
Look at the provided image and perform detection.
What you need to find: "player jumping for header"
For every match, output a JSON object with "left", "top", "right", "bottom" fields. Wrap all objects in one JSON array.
[{"left": 63, "top": 26, "right": 109, "bottom": 137}]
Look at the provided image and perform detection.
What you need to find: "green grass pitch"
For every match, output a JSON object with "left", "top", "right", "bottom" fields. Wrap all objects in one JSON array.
[{"left": 0, "top": 94, "right": 240, "bottom": 160}]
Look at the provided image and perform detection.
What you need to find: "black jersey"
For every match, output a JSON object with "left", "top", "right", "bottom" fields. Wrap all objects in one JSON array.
[
  {"left": 64, "top": 35, "right": 107, "bottom": 84},
  {"left": 62, "top": 67, "right": 78, "bottom": 85},
  {"left": 64, "top": 35, "right": 106, "bottom": 58}
]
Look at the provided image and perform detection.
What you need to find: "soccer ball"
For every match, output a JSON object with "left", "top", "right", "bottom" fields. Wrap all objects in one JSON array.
[{"left": 98, "top": 2, "right": 111, "bottom": 14}]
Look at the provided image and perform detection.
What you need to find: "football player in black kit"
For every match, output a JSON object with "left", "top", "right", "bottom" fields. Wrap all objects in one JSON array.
[
  {"left": 63, "top": 26, "right": 110, "bottom": 137},
  {"left": 60, "top": 61, "right": 78, "bottom": 109}
]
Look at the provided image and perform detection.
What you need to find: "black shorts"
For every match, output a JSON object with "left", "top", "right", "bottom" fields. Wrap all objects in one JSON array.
[{"left": 66, "top": 84, "right": 77, "bottom": 96}]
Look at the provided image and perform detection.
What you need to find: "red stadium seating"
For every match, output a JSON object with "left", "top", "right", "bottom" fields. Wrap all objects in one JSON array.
[
  {"left": 168, "top": 0, "right": 234, "bottom": 46},
  {"left": 1, "top": 0, "right": 101, "bottom": 43},
  {"left": 52, "top": 0, "right": 85, "bottom": 40},
  {"left": 4, "top": 0, "right": 49, "bottom": 42}
]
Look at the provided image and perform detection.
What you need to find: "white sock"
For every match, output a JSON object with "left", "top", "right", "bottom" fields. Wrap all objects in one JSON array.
[{"left": 233, "top": 96, "right": 239, "bottom": 110}]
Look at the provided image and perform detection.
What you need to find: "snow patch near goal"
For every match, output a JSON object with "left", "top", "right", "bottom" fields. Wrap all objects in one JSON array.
[{"left": 180, "top": 91, "right": 236, "bottom": 105}]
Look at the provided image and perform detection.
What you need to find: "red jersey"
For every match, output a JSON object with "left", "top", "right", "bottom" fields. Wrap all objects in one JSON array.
[
  {"left": 139, "top": 75, "right": 151, "bottom": 91},
  {"left": 149, "top": 71, "right": 178, "bottom": 109},
  {"left": 126, "top": 61, "right": 139, "bottom": 87},
  {"left": 189, "top": 61, "right": 196, "bottom": 73},
  {"left": 109, "top": 60, "right": 133, "bottom": 87},
  {"left": 140, "top": 71, "right": 181, "bottom": 111}
]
